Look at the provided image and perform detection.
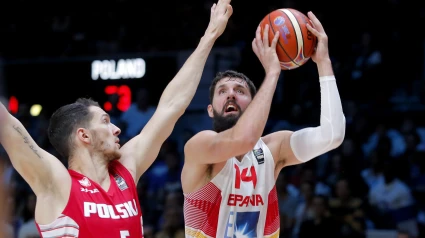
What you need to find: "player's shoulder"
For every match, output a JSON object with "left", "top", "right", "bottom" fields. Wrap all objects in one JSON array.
[
  {"left": 262, "top": 130, "right": 293, "bottom": 144},
  {"left": 183, "top": 130, "right": 217, "bottom": 160}
]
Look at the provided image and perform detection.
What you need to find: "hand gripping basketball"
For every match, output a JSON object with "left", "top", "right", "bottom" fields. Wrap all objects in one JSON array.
[
  {"left": 305, "top": 11, "right": 329, "bottom": 64},
  {"left": 252, "top": 24, "right": 281, "bottom": 75}
]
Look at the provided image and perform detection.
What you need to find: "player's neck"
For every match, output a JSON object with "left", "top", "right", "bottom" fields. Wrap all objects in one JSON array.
[
  {"left": 235, "top": 154, "right": 244, "bottom": 162},
  {"left": 68, "top": 150, "right": 111, "bottom": 190}
]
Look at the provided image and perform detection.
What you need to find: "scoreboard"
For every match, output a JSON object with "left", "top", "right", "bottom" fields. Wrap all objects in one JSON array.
[{"left": 3, "top": 55, "right": 177, "bottom": 116}]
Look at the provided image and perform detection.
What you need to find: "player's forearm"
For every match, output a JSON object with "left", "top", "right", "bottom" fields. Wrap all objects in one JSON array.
[
  {"left": 232, "top": 72, "right": 280, "bottom": 143},
  {"left": 289, "top": 74, "right": 345, "bottom": 162},
  {"left": 157, "top": 33, "right": 217, "bottom": 114},
  {"left": 318, "top": 76, "right": 345, "bottom": 141},
  {"left": 316, "top": 58, "right": 333, "bottom": 77}
]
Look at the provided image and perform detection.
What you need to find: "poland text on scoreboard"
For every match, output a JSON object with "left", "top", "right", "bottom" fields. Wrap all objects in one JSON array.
[{"left": 91, "top": 58, "right": 146, "bottom": 80}]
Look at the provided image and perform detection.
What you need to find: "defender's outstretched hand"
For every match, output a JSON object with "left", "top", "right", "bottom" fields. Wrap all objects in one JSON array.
[
  {"left": 252, "top": 24, "right": 281, "bottom": 75},
  {"left": 206, "top": 0, "right": 233, "bottom": 39},
  {"left": 306, "top": 11, "right": 330, "bottom": 64}
]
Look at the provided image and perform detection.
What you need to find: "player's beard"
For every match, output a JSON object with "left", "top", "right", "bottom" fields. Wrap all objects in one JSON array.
[
  {"left": 92, "top": 131, "right": 121, "bottom": 162},
  {"left": 212, "top": 104, "right": 242, "bottom": 133},
  {"left": 106, "top": 147, "right": 121, "bottom": 161}
]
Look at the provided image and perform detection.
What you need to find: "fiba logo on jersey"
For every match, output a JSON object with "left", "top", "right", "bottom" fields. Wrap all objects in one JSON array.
[
  {"left": 79, "top": 177, "right": 91, "bottom": 187},
  {"left": 225, "top": 211, "right": 260, "bottom": 237},
  {"left": 114, "top": 174, "right": 129, "bottom": 191},
  {"left": 252, "top": 148, "right": 264, "bottom": 164}
]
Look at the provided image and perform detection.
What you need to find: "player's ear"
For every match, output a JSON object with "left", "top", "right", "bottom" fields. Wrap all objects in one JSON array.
[
  {"left": 207, "top": 105, "right": 214, "bottom": 118},
  {"left": 77, "top": 128, "right": 91, "bottom": 144}
]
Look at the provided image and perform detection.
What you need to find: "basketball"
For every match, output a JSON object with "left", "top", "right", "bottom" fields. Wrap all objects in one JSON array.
[{"left": 260, "top": 8, "right": 317, "bottom": 70}]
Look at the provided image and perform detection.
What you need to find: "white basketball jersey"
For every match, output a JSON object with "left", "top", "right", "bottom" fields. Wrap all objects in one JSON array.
[{"left": 184, "top": 138, "right": 280, "bottom": 238}]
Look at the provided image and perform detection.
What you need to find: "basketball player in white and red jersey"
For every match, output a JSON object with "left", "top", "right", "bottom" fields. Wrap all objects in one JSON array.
[
  {"left": 0, "top": 0, "right": 233, "bottom": 237},
  {"left": 182, "top": 11, "right": 346, "bottom": 237}
]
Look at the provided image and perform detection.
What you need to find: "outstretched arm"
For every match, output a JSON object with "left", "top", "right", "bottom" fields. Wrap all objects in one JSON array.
[
  {"left": 0, "top": 103, "right": 70, "bottom": 196},
  {"left": 184, "top": 24, "right": 282, "bottom": 164},
  {"left": 264, "top": 11, "right": 345, "bottom": 171},
  {"left": 120, "top": 0, "right": 233, "bottom": 180}
]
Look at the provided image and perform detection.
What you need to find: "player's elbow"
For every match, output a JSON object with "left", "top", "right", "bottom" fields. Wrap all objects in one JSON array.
[
  {"left": 166, "top": 100, "right": 187, "bottom": 116},
  {"left": 329, "top": 115, "right": 346, "bottom": 149},
  {"left": 336, "top": 115, "right": 346, "bottom": 143}
]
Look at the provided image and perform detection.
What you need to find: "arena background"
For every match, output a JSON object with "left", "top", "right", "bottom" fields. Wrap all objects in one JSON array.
[{"left": 0, "top": 0, "right": 425, "bottom": 237}]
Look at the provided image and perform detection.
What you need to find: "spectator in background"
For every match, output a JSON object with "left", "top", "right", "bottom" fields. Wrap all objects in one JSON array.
[
  {"left": 155, "top": 205, "right": 185, "bottom": 238},
  {"left": 361, "top": 151, "right": 385, "bottom": 189},
  {"left": 329, "top": 178, "right": 366, "bottom": 238},
  {"left": 292, "top": 181, "right": 316, "bottom": 238},
  {"left": 120, "top": 88, "right": 156, "bottom": 140},
  {"left": 369, "top": 160, "right": 419, "bottom": 237},
  {"left": 276, "top": 172, "right": 299, "bottom": 237},
  {"left": 17, "top": 193, "right": 39, "bottom": 238},
  {"left": 298, "top": 195, "right": 341, "bottom": 238}
]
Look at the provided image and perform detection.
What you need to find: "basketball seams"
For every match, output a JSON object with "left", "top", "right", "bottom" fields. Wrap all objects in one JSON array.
[
  {"left": 288, "top": 9, "right": 309, "bottom": 57},
  {"left": 281, "top": 9, "right": 304, "bottom": 61},
  {"left": 267, "top": 14, "right": 297, "bottom": 67},
  {"left": 293, "top": 10, "right": 316, "bottom": 57}
]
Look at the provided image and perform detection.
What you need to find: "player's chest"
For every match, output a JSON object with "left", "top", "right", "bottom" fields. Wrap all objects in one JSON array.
[
  {"left": 65, "top": 190, "right": 141, "bottom": 237},
  {"left": 72, "top": 182, "right": 139, "bottom": 221}
]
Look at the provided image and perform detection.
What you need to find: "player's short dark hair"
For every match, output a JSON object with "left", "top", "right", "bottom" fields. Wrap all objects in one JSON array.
[
  {"left": 47, "top": 98, "right": 100, "bottom": 159},
  {"left": 209, "top": 70, "right": 256, "bottom": 103}
]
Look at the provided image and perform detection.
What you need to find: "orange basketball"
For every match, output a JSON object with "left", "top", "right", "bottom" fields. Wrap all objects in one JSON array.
[{"left": 260, "top": 8, "right": 317, "bottom": 70}]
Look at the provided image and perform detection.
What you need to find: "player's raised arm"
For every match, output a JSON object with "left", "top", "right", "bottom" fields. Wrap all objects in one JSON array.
[
  {"left": 264, "top": 11, "right": 345, "bottom": 170},
  {"left": 0, "top": 103, "right": 70, "bottom": 196},
  {"left": 184, "top": 25, "right": 282, "bottom": 164},
  {"left": 119, "top": 0, "right": 233, "bottom": 180}
]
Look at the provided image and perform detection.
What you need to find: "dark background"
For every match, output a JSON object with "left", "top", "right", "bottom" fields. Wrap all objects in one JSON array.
[{"left": 1, "top": 0, "right": 425, "bottom": 237}]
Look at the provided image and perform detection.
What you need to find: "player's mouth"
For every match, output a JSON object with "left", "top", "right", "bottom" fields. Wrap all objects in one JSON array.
[
  {"left": 115, "top": 139, "right": 120, "bottom": 148},
  {"left": 223, "top": 101, "right": 240, "bottom": 115}
]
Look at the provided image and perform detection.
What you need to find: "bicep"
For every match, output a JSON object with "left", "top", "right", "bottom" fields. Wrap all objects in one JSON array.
[{"left": 0, "top": 116, "right": 69, "bottom": 195}]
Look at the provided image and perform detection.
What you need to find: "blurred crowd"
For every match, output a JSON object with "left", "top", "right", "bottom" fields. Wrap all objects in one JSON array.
[{"left": 0, "top": 0, "right": 425, "bottom": 237}]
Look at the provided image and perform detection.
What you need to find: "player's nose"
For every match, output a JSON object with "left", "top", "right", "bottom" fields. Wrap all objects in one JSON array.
[
  {"left": 227, "top": 90, "right": 236, "bottom": 99},
  {"left": 112, "top": 123, "right": 121, "bottom": 136}
]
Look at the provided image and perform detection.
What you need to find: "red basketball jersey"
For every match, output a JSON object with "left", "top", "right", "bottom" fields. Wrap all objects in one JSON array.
[{"left": 36, "top": 160, "right": 143, "bottom": 238}]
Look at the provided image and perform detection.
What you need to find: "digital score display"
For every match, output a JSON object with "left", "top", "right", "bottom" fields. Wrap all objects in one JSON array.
[{"left": 3, "top": 56, "right": 177, "bottom": 116}]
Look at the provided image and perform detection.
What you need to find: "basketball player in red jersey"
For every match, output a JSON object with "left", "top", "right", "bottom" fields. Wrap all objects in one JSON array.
[
  {"left": 0, "top": 0, "right": 233, "bottom": 237},
  {"left": 182, "top": 12, "right": 346, "bottom": 237}
]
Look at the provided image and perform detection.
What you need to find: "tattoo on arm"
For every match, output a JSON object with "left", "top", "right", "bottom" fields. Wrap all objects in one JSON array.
[{"left": 12, "top": 125, "right": 43, "bottom": 159}]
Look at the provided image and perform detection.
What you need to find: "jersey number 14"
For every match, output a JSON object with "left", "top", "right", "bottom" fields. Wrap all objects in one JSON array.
[{"left": 234, "top": 164, "right": 257, "bottom": 189}]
